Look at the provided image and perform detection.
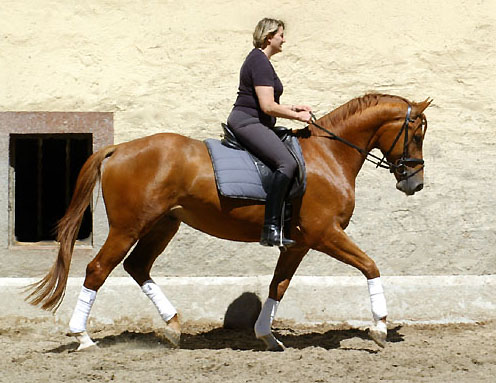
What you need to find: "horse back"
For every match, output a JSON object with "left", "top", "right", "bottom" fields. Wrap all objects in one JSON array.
[{"left": 105, "top": 133, "right": 210, "bottom": 177}]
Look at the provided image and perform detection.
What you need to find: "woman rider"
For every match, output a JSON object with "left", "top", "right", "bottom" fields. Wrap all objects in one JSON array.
[{"left": 227, "top": 18, "right": 312, "bottom": 247}]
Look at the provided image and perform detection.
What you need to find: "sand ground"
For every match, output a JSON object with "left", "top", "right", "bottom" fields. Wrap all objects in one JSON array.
[{"left": 1, "top": 317, "right": 495, "bottom": 382}]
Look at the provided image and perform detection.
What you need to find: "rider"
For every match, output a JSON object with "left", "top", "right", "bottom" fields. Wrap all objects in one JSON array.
[{"left": 227, "top": 18, "right": 312, "bottom": 247}]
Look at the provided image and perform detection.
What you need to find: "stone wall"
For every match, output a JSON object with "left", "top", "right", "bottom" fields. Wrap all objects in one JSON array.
[{"left": 1, "top": 0, "right": 495, "bottom": 278}]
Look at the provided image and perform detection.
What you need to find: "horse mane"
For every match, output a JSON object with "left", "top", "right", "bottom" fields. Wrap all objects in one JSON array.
[{"left": 322, "top": 93, "right": 409, "bottom": 128}]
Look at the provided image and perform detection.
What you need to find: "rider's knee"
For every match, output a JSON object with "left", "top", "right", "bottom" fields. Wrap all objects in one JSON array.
[{"left": 277, "top": 159, "right": 297, "bottom": 179}]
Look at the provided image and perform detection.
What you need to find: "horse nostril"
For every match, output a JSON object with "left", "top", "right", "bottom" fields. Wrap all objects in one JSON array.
[{"left": 415, "top": 183, "right": 424, "bottom": 193}]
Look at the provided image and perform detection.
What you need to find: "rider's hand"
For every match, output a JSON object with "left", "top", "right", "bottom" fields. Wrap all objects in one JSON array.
[{"left": 296, "top": 110, "right": 312, "bottom": 123}]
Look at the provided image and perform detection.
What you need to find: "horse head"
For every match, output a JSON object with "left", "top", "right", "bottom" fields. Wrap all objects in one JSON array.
[{"left": 374, "top": 97, "right": 432, "bottom": 196}]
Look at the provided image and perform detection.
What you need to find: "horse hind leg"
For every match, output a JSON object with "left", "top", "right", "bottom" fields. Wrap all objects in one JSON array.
[
  {"left": 123, "top": 215, "right": 181, "bottom": 347},
  {"left": 69, "top": 228, "right": 137, "bottom": 351}
]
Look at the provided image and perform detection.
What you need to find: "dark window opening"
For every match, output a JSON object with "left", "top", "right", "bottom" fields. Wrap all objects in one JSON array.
[{"left": 10, "top": 134, "right": 93, "bottom": 243}]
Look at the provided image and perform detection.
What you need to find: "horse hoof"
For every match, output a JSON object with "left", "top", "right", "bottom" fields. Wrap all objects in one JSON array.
[
  {"left": 258, "top": 333, "right": 285, "bottom": 352},
  {"left": 76, "top": 343, "right": 98, "bottom": 352},
  {"left": 67, "top": 331, "right": 98, "bottom": 351},
  {"left": 156, "top": 327, "right": 181, "bottom": 348},
  {"left": 369, "top": 320, "right": 387, "bottom": 348}
]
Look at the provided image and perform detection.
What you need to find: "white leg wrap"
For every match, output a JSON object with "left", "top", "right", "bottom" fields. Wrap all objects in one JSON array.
[
  {"left": 141, "top": 280, "right": 177, "bottom": 322},
  {"left": 69, "top": 286, "right": 97, "bottom": 334},
  {"left": 367, "top": 277, "right": 388, "bottom": 321},
  {"left": 254, "top": 298, "right": 279, "bottom": 338}
]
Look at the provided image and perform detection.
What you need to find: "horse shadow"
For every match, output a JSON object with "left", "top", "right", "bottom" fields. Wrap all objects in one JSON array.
[
  {"left": 45, "top": 292, "right": 404, "bottom": 353},
  {"left": 180, "top": 324, "right": 404, "bottom": 352},
  {"left": 45, "top": 331, "right": 165, "bottom": 354},
  {"left": 46, "top": 325, "right": 404, "bottom": 354}
]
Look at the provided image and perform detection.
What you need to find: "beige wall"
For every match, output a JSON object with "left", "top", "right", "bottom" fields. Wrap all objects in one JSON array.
[{"left": 1, "top": 0, "right": 495, "bottom": 277}]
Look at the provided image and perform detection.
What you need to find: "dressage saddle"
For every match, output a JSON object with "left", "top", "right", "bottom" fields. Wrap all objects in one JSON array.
[{"left": 219, "top": 123, "right": 306, "bottom": 200}]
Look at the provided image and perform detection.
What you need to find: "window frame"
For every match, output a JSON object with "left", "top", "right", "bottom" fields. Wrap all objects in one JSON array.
[{"left": 0, "top": 112, "right": 113, "bottom": 250}]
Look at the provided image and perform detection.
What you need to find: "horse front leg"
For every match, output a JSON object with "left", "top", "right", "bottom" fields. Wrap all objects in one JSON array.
[
  {"left": 255, "top": 245, "right": 309, "bottom": 351},
  {"left": 313, "top": 225, "right": 388, "bottom": 347}
]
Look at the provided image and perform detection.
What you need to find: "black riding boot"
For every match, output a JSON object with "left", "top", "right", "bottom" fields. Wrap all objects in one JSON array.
[{"left": 260, "top": 171, "right": 295, "bottom": 248}]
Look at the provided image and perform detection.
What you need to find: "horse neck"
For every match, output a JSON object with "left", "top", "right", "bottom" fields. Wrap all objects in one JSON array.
[{"left": 305, "top": 105, "right": 388, "bottom": 177}]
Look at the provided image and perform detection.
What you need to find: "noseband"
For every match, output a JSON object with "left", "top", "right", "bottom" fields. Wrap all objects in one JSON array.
[{"left": 309, "top": 105, "right": 425, "bottom": 181}]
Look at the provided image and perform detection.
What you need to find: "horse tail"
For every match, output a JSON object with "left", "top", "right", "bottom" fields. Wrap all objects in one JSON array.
[{"left": 25, "top": 145, "right": 117, "bottom": 312}]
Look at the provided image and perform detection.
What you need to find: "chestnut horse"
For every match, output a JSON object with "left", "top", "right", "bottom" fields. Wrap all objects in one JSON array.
[{"left": 27, "top": 93, "right": 431, "bottom": 351}]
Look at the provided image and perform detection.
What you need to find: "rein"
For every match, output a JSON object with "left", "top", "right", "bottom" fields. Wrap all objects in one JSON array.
[{"left": 309, "top": 106, "right": 424, "bottom": 180}]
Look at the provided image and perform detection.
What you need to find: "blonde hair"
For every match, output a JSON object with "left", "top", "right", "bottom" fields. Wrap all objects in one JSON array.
[{"left": 252, "top": 18, "right": 285, "bottom": 49}]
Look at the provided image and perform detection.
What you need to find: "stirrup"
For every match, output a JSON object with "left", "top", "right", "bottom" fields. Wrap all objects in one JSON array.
[
  {"left": 260, "top": 224, "right": 295, "bottom": 248},
  {"left": 260, "top": 237, "right": 295, "bottom": 248}
]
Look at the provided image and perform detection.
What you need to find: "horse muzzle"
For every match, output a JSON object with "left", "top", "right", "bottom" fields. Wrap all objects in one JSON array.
[{"left": 396, "top": 169, "right": 424, "bottom": 196}]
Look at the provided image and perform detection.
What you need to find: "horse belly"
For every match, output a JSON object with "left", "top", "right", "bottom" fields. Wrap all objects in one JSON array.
[{"left": 170, "top": 198, "right": 264, "bottom": 243}]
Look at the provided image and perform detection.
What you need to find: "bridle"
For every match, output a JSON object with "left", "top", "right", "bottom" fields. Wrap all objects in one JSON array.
[{"left": 309, "top": 105, "right": 426, "bottom": 181}]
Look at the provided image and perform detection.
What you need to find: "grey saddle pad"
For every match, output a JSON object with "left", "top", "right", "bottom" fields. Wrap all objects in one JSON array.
[{"left": 204, "top": 136, "right": 306, "bottom": 201}]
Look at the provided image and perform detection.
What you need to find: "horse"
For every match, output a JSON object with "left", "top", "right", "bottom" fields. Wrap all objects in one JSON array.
[{"left": 26, "top": 93, "right": 431, "bottom": 351}]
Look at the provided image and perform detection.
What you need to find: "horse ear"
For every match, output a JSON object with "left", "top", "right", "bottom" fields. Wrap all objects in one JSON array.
[{"left": 414, "top": 98, "right": 433, "bottom": 115}]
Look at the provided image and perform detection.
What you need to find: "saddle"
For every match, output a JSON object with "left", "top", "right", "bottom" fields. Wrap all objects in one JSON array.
[{"left": 204, "top": 124, "right": 306, "bottom": 202}]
